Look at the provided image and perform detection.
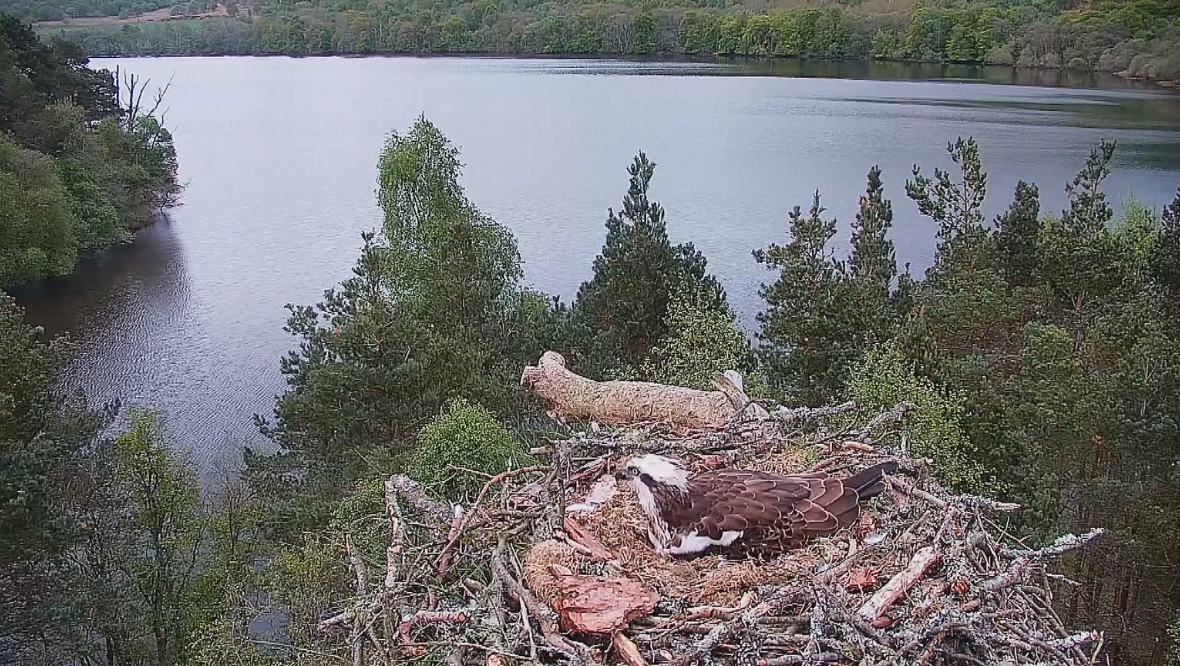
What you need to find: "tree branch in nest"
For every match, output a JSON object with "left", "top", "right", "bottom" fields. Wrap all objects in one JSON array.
[
  {"left": 856, "top": 546, "right": 942, "bottom": 622},
  {"left": 436, "top": 465, "right": 549, "bottom": 580},
  {"left": 521, "top": 351, "right": 747, "bottom": 430}
]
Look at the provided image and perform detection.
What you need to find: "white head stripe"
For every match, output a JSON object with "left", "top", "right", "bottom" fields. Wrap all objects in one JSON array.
[{"left": 630, "top": 454, "right": 689, "bottom": 490}]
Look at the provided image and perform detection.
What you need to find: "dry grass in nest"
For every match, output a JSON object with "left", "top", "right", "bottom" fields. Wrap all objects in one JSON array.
[
  {"left": 746, "top": 446, "right": 810, "bottom": 476},
  {"left": 522, "top": 540, "right": 577, "bottom": 606}
]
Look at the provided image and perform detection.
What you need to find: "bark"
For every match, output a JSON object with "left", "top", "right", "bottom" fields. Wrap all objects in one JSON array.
[
  {"left": 521, "top": 351, "right": 746, "bottom": 430},
  {"left": 549, "top": 565, "right": 658, "bottom": 635}
]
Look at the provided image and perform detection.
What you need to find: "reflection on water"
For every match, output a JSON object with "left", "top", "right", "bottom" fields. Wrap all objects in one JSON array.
[
  {"left": 532, "top": 56, "right": 1164, "bottom": 90},
  {"left": 12, "top": 56, "right": 1180, "bottom": 478}
]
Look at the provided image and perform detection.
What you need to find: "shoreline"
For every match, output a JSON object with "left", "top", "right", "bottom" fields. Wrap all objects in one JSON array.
[{"left": 78, "top": 51, "right": 1180, "bottom": 92}]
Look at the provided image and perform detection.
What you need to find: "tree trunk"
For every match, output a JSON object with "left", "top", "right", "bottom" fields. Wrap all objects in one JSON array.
[{"left": 520, "top": 351, "right": 754, "bottom": 430}]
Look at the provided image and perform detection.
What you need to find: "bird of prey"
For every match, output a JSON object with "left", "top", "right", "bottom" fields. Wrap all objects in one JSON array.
[{"left": 615, "top": 454, "right": 897, "bottom": 559}]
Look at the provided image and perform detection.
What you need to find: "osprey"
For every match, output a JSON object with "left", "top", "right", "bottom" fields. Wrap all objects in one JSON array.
[{"left": 615, "top": 454, "right": 897, "bottom": 558}]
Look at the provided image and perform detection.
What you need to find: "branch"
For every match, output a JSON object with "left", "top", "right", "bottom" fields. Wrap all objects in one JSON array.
[
  {"left": 386, "top": 474, "right": 450, "bottom": 521},
  {"left": 855, "top": 547, "right": 942, "bottom": 622},
  {"left": 490, "top": 538, "right": 594, "bottom": 666},
  {"left": 436, "top": 465, "right": 548, "bottom": 579}
]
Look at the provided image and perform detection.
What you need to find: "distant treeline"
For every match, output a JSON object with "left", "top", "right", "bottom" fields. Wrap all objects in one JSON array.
[
  {"left": 0, "top": 15, "right": 179, "bottom": 288},
  {"left": 31, "top": 0, "right": 1180, "bottom": 81}
]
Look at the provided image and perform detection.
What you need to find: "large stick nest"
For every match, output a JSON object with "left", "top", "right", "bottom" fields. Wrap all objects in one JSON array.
[{"left": 319, "top": 398, "right": 1106, "bottom": 666}]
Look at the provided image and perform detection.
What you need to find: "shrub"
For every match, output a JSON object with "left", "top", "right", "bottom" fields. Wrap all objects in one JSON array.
[
  {"left": 848, "top": 344, "right": 984, "bottom": 492},
  {"left": 410, "top": 399, "right": 531, "bottom": 500},
  {"left": 645, "top": 289, "right": 753, "bottom": 392}
]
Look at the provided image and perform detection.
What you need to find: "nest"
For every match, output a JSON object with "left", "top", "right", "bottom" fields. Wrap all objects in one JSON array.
[{"left": 317, "top": 401, "right": 1107, "bottom": 666}]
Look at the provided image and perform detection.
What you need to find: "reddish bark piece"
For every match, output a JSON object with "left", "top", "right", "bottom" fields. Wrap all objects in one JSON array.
[
  {"left": 856, "top": 546, "right": 942, "bottom": 621},
  {"left": 857, "top": 511, "right": 875, "bottom": 539},
  {"left": 846, "top": 567, "right": 878, "bottom": 591},
  {"left": 612, "top": 632, "right": 650, "bottom": 666},
  {"left": 563, "top": 515, "right": 614, "bottom": 561},
  {"left": 701, "top": 454, "right": 727, "bottom": 470},
  {"left": 549, "top": 568, "right": 658, "bottom": 635}
]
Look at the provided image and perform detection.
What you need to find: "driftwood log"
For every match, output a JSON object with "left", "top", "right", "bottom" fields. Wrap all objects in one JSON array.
[{"left": 520, "top": 351, "right": 764, "bottom": 430}]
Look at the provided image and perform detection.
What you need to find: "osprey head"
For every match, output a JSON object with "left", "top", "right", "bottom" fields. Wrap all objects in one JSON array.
[{"left": 615, "top": 454, "right": 689, "bottom": 491}]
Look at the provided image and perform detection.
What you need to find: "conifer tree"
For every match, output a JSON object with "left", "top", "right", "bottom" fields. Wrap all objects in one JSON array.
[
  {"left": 1151, "top": 184, "right": 1180, "bottom": 317},
  {"left": 571, "top": 152, "right": 726, "bottom": 376},
  {"left": 848, "top": 165, "right": 898, "bottom": 344},
  {"left": 755, "top": 192, "right": 852, "bottom": 404},
  {"left": 994, "top": 180, "right": 1041, "bottom": 287}
]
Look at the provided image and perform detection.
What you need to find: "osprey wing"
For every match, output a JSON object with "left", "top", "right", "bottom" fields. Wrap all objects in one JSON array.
[{"left": 686, "top": 469, "right": 862, "bottom": 557}]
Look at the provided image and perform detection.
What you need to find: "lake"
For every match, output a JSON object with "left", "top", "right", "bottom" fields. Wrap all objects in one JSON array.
[{"left": 13, "top": 56, "right": 1180, "bottom": 478}]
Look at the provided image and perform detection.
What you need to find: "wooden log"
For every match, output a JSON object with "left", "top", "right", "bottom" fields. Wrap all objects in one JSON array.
[
  {"left": 520, "top": 351, "right": 742, "bottom": 430},
  {"left": 855, "top": 546, "right": 942, "bottom": 622}
]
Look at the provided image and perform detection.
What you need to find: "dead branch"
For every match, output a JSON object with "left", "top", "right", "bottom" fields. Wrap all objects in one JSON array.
[
  {"left": 856, "top": 547, "right": 942, "bottom": 622},
  {"left": 521, "top": 351, "right": 744, "bottom": 430},
  {"left": 613, "top": 631, "right": 650, "bottom": 666},
  {"left": 437, "top": 466, "right": 548, "bottom": 579}
]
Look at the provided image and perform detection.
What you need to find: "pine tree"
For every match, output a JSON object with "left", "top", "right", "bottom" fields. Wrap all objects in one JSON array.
[
  {"left": 571, "top": 152, "right": 726, "bottom": 376},
  {"left": 1151, "top": 184, "right": 1180, "bottom": 317},
  {"left": 1040, "top": 141, "right": 1121, "bottom": 324},
  {"left": 995, "top": 180, "right": 1041, "bottom": 287},
  {"left": 755, "top": 191, "right": 853, "bottom": 404},
  {"left": 258, "top": 118, "right": 557, "bottom": 524},
  {"left": 848, "top": 165, "right": 898, "bottom": 344},
  {"left": 1062, "top": 139, "right": 1116, "bottom": 238}
]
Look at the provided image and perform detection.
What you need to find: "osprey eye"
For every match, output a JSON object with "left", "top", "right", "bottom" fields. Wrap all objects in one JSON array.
[{"left": 627, "top": 466, "right": 639, "bottom": 475}]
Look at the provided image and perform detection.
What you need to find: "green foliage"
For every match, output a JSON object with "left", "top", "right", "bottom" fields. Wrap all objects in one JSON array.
[
  {"left": 906, "top": 137, "right": 988, "bottom": 244},
  {"left": 756, "top": 167, "right": 903, "bottom": 406},
  {"left": 571, "top": 151, "right": 726, "bottom": 378},
  {"left": 265, "top": 534, "right": 349, "bottom": 646},
  {"left": 411, "top": 398, "right": 531, "bottom": 500},
  {"left": 847, "top": 165, "right": 899, "bottom": 348},
  {"left": 0, "top": 132, "right": 77, "bottom": 285},
  {"left": 33, "top": 0, "right": 1180, "bottom": 81},
  {"left": 848, "top": 344, "right": 984, "bottom": 492},
  {"left": 755, "top": 192, "right": 846, "bottom": 404},
  {"left": 0, "top": 292, "right": 98, "bottom": 566},
  {"left": 645, "top": 288, "right": 753, "bottom": 392},
  {"left": 258, "top": 117, "right": 554, "bottom": 531},
  {"left": 1151, "top": 185, "right": 1180, "bottom": 316},
  {"left": 111, "top": 409, "right": 206, "bottom": 666},
  {"left": 995, "top": 180, "right": 1041, "bottom": 287},
  {"left": 0, "top": 15, "right": 179, "bottom": 287}
]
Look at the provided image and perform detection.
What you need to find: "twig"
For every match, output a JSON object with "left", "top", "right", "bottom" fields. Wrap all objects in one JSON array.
[
  {"left": 490, "top": 537, "right": 594, "bottom": 666},
  {"left": 436, "top": 465, "right": 548, "bottom": 579},
  {"left": 344, "top": 533, "right": 368, "bottom": 666}
]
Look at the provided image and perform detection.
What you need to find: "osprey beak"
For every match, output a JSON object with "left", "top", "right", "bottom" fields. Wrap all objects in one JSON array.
[{"left": 615, "top": 468, "right": 631, "bottom": 481}]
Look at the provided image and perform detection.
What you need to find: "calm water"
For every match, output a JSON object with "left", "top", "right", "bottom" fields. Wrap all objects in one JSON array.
[{"left": 13, "top": 56, "right": 1180, "bottom": 476}]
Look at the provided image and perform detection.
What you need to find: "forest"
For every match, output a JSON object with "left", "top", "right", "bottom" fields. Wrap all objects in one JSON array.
[
  {"left": 11, "top": 0, "right": 1180, "bottom": 81},
  {"left": 2, "top": 11, "right": 1180, "bottom": 665},
  {"left": 2, "top": 99, "right": 1180, "bottom": 662},
  {"left": 0, "top": 15, "right": 180, "bottom": 288}
]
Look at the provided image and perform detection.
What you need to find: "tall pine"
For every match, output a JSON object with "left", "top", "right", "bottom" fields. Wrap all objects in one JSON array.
[
  {"left": 847, "top": 165, "right": 898, "bottom": 346},
  {"left": 755, "top": 192, "right": 852, "bottom": 404},
  {"left": 571, "top": 152, "right": 725, "bottom": 376},
  {"left": 995, "top": 180, "right": 1040, "bottom": 287}
]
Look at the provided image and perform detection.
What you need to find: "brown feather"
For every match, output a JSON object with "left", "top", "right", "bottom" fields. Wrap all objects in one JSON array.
[{"left": 654, "top": 464, "right": 889, "bottom": 559}]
